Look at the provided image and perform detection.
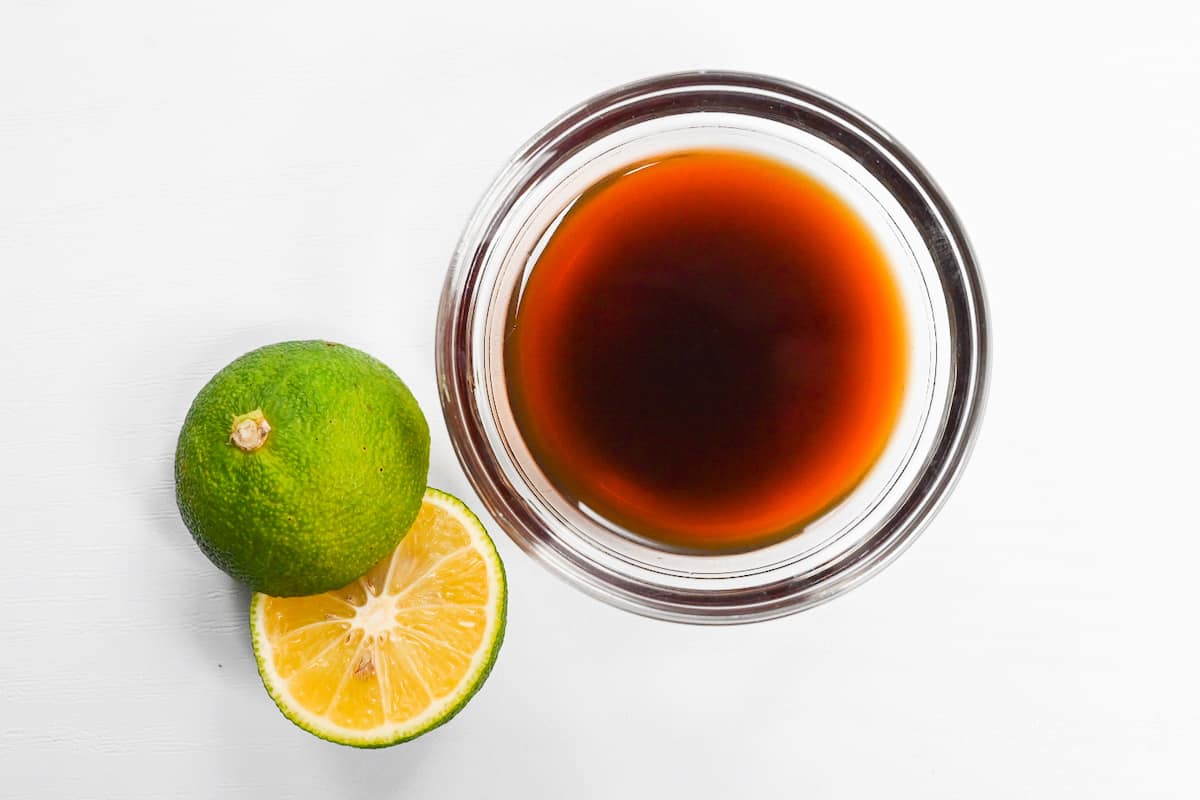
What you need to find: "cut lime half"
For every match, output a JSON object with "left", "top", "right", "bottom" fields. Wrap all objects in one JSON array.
[{"left": 250, "top": 488, "right": 506, "bottom": 747}]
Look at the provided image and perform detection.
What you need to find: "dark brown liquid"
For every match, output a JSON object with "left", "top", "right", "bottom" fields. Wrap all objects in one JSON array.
[{"left": 505, "top": 150, "right": 908, "bottom": 551}]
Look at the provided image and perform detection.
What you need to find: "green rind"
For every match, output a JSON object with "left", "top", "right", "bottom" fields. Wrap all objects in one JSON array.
[
  {"left": 175, "top": 340, "right": 430, "bottom": 596},
  {"left": 249, "top": 488, "right": 507, "bottom": 748}
]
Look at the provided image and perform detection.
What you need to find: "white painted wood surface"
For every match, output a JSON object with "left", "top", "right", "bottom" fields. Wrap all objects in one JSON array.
[{"left": 2, "top": 2, "right": 1197, "bottom": 797}]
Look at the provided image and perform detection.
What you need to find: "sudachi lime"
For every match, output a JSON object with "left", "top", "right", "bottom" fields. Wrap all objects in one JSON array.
[
  {"left": 174, "top": 340, "right": 430, "bottom": 596},
  {"left": 251, "top": 488, "right": 506, "bottom": 747}
]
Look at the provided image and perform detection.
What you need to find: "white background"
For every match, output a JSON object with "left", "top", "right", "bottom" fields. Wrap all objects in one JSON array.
[{"left": 2, "top": 1, "right": 1197, "bottom": 797}]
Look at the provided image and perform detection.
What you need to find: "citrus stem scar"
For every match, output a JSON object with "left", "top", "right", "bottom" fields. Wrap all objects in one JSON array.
[{"left": 230, "top": 408, "right": 271, "bottom": 451}]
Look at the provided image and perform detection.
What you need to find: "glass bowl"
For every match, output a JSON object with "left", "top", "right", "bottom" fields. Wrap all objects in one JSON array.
[{"left": 436, "top": 71, "right": 989, "bottom": 624}]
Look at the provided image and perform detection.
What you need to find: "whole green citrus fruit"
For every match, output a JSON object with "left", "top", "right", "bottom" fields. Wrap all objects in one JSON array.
[{"left": 174, "top": 340, "right": 430, "bottom": 596}]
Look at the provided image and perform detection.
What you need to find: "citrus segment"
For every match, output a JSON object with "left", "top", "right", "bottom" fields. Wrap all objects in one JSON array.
[{"left": 251, "top": 489, "right": 505, "bottom": 747}]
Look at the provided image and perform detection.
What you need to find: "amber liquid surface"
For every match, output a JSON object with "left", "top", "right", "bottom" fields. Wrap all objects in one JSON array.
[{"left": 505, "top": 150, "right": 908, "bottom": 551}]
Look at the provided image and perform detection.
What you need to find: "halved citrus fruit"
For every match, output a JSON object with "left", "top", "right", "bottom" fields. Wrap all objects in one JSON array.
[{"left": 250, "top": 488, "right": 506, "bottom": 747}]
